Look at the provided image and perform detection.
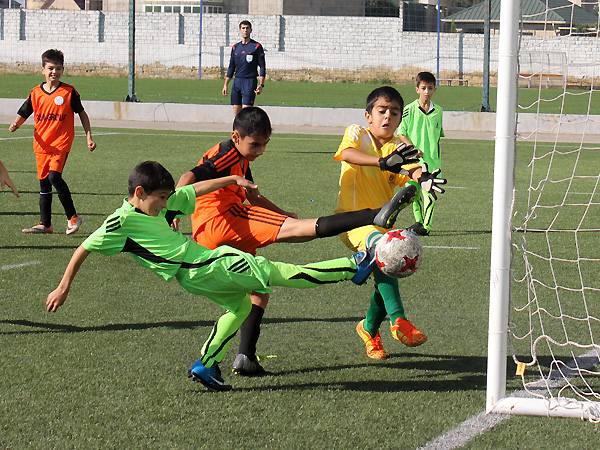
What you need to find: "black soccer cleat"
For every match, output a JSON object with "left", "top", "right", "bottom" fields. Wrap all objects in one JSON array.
[
  {"left": 232, "top": 353, "right": 266, "bottom": 376},
  {"left": 407, "top": 222, "right": 430, "bottom": 236},
  {"left": 373, "top": 185, "right": 417, "bottom": 229}
]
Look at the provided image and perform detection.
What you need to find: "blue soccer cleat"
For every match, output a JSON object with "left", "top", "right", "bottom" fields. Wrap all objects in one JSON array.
[
  {"left": 373, "top": 185, "right": 417, "bottom": 229},
  {"left": 188, "top": 359, "right": 232, "bottom": 392},
  {"left": 351, "top": 245, "right": 377, "bottom": 285}
]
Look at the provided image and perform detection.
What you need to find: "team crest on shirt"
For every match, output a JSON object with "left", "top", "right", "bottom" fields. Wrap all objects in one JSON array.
[
  {"left": 54, "top": 96, "right": 64, "bottom": 106},
  {"left": 246, "top": 54, "right": 253, "bottom": 63}
]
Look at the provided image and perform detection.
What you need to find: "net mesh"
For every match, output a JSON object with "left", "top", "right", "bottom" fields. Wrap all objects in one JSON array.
[{"left": 509, "top": 0, "right": 600, "bottom": 420}]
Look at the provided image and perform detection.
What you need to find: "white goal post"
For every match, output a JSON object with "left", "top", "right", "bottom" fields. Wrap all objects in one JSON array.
[{"left": 486, "top": 0, "right": 600, "bottom": 421}]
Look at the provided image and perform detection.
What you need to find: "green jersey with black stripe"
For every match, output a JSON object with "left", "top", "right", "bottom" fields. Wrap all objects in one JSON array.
[
  {"left": 398, "top": 99, "right": 444, "bottom": 173},
  {"left": 81, "top": 184, "right": 273, "bottom": 298},
  {"left": 82, "top": 184, "right": 199, "bottom": 281}
]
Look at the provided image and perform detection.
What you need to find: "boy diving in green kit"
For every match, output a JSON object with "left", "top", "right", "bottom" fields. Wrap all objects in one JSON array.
[{"left": 46, "top": 161, "right": 378, "bottom": 392}]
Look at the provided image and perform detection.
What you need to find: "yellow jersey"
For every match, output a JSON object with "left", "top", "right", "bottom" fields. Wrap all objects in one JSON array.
[{"left": 334, "top": 124, "right": 414, "bottom": 213}]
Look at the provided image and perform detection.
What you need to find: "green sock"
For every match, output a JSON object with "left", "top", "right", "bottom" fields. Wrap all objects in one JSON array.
[
  {"left": 363, "top": 289, "right": 387, "bottom": 336},
  {"left": 373, "top": 268, "right": 406, "bottom": 323},
  {"left": 201, "top": 296, "right": 252, "bottom": 367},
  {"left": 268, "top": 257, "right": 356, "bottom": 288}
]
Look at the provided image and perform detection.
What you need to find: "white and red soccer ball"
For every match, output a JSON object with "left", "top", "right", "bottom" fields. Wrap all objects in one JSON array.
[{"left": 375, "top": 229, "right": 423, "bottom": 278}]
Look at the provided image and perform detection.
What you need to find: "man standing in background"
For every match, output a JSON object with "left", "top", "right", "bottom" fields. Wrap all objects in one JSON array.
[{"left": 222, "top": 20, "right": 266, "bottom": 116}]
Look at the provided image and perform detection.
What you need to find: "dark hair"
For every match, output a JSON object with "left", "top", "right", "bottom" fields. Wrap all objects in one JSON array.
[
  {"left": 416, "top": 71, "right": 436, "bottom": 86},
  {"left": 128, "top": 161, "right": 175, "bottom": 197},
  {"left": 42, "top": 49, "right": 64, "bottom": 67},
  {"left": 365, "top": 86, "right": 404, "bottom": 114},
  {"left": 233, "top": 107, "right": 272, "bottom": 138},
  {"left": 239, "top": 20, "right": 252, "bottom": 29}
]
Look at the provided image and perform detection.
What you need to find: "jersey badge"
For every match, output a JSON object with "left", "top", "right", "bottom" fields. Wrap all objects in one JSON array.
[
  {"left": 54, "top": 96, "right": 64, "bottom": 106},
  {"left": 246, "top": 54, "right": 253, "bottom": 63}
]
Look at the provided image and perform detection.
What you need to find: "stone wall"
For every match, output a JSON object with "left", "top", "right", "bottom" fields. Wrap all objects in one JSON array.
[{"left": 0, "top": 9, "right": 597, "bottom": 84}]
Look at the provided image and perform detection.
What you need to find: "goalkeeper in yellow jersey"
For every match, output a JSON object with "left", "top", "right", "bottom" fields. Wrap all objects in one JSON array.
[{"left": 334, "top": 86, "right": 446, "bottom": 359}]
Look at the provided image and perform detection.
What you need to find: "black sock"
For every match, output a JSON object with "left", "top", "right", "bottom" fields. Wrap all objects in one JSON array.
[
  {"left": 39, "top": 193, "right": 52, "bottom": 227},
  {"left": 315, "top": 209, "right": 378, "bottom": 238},
  {"left": 49, "top": 170, "right": 76, "bottom": 218},
  {"left": 58, "top": 193, "right": 76, "bottom": 219},
  {"left": 238, "top": 304, "right": 265, "bottom": 359}
]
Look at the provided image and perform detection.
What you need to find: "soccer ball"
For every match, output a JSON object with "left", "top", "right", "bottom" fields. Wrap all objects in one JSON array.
[{"left": 374, "top": 229, "right": 423, "bottom": 278}]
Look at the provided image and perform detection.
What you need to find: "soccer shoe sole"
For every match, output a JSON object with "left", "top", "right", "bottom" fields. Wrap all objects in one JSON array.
[
  {"left": 22, "top": 224, "right": 53, "bottom": 234},
  {"left": 188, "top": 369, "right": 233, "bottom": 392},
  {"left": 373, "top": 185, "right": 417, "bottom": 229}
]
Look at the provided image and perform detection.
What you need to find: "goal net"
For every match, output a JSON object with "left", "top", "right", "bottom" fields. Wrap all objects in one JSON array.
[{"left": 487, "top": 0, "right": 600, "bottom": 421}]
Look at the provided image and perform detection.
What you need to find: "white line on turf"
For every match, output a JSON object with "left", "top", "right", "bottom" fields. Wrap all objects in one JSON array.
[
  {"left": 424, "top": 245, "right": 478, "bottom": 250},
  {"left": 417, "top": 349, "right": 599, "bottom": 450},
  {"left": 1, "top": 261, "right": 41, "bottom": 271}
]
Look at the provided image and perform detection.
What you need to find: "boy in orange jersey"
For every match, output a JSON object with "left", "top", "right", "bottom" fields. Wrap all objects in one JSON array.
[
  {"left": 175, "top": 106, "right": 437, "bottom": 376},
  {"left": 9, "top": 49, "right": 96, "bottom": 235}
]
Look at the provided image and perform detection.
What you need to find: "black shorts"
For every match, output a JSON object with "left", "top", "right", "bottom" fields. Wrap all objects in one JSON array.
[{"left": 231, "top": 77, "right": 257, "bottom": 106}]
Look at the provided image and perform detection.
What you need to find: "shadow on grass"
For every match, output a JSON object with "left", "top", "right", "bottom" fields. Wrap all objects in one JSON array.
[
  {"left": 0, "top": 245, "right": 82, "bottom": 250},
  {"left": 0, "top": 318, "right": 215, "bottom": 334},
  {"left": 227, "top": 375, "right": 487, "bottom": 394},
  {"left": 188, "top": 353, "right": 489, "bottom": 394}
]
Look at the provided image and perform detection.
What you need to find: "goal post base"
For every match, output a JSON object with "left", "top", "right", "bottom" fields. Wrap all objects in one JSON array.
[{"left": 487, "top": 397, "right": 600, "bottom": 422}]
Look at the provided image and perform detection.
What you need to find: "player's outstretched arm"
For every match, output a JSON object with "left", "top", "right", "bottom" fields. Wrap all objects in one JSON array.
[
  {"left": 47, "top": 246, "right": 91, "bottom": 312},
  {"left": 192, "top": 175, "right": 257, "bottom": 198},
  {"left": 246, "top": 188, "right": 298, "bottom": 219}
]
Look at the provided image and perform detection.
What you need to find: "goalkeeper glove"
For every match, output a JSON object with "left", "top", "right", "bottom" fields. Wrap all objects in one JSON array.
[
  {"left": 378, "top": 144, "right": 419, "bottom": 173},
  {"left": 418, "top": 163, "right": 447, "bottom": 200}
]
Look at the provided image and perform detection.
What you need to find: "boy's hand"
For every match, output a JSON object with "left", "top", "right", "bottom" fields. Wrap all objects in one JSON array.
[
  {"left": 233, "top": 175, "right": 257, "bottom": 190},
  {"left": 378, "top": 144, "right": 420, "bottom": 173},
  {"left": 418, "top": 163, "right": 446, "bottom": 200},
  {"left": 47, "top": 287, "right": 69, "bottom": 312},
  {"left": 8, "top": 123, "right": 19, "bottom": 132},
  {"left": 88, "top": 139, "right": 97, "bottom": 151}
]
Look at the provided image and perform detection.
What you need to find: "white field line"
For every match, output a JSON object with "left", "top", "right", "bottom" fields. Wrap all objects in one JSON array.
[
  {"left": 1, "top": 260, "right": 41, "bottom": 271},
  {"left": 417, "top": 349, "right": 600, "bottom": 450},
  {"left": 424, "top": 245, "right": 478, "bottom": 250}
]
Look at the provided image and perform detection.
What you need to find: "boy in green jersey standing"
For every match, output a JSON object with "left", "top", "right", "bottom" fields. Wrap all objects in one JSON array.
[
  {"left": 46, "top": 161, "right": 378, "bottom": 392},
  {"left": 398, "top": 71, "right": 445, "bottom": 236}
]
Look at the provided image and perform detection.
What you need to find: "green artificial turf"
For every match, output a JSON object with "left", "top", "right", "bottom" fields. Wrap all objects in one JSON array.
[
  {"left": 0, "top": 127, "right": 598, "bottom": 449},
  {"left": 1, "top": 73, "right": 598, "bottom": 115}
]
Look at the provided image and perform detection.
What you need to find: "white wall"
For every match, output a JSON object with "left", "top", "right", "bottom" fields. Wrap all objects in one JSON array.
[{"left": 0, "top": 10, "right": 596, "bottom": 78}]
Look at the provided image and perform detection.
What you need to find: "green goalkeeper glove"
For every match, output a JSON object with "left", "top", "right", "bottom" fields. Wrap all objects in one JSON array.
[
  {"left": 378, "top": 144, "right": 419, "bottom": 173},
  {"left": 418, "top": 163, "right": 446, "bottom": 200}
]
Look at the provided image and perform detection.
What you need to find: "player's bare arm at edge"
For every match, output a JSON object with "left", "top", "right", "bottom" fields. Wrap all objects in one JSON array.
[
  {"left": 170, "top": 173, "right": 257, "bottom": 230},
  {"left": 244, "top": 187, "right": 298, "bottom": 219},
  {"left": 47, "top": 246, "right": 91, "bottom": 312},
  {"left": 192, "top": 175, "right": 256, "bottom": 197}
]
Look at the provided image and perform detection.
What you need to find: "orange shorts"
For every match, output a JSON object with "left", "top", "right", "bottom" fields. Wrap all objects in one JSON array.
[
  {"left": 35, "top": 150, "right": 69, "bottom": 180},
  {"left": 194, "top": 204, "right": 288, "bottom": 256}
]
